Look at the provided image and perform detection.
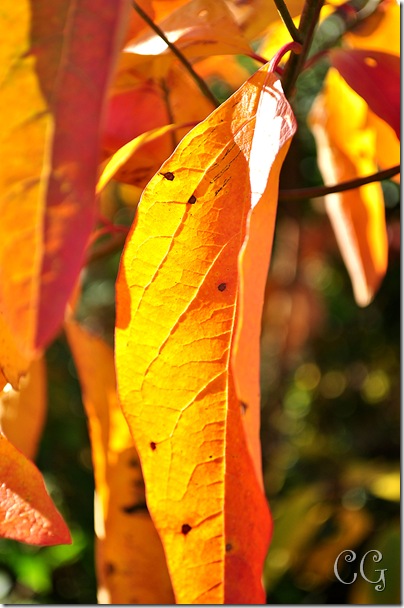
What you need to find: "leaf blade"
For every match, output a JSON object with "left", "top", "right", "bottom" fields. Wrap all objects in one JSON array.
[
  {"left": 0, "top": 0, "right": 130, "bottom": 356},
  {"left": 116, "top": 62, "right": 296, "bottom": 603}
]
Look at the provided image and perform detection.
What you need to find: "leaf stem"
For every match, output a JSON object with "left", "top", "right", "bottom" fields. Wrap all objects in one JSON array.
[
  {"left": 273, "top": 0, "right": 303, "bottom": 43},
  {"left": 279, "top": 165, "right": 400, "bottom": 201},
  {"left": 281, "top": 0, "right": 325, "bottom": 98},
  {"left": 132, "top": 1, "right": 220, "bottom": 108}
]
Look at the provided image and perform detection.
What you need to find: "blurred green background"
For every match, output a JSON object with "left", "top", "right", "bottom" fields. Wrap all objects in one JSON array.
[{"left": 0, "top": 56, "right": 400, "bottom": 604}]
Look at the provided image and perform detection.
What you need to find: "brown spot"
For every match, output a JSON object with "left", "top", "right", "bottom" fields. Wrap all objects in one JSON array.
[
  {"left": 240, "top": 402, "right": 248, "bottom": 414},
  {"left": 188, "top": 194, "right": 197, "bottom": 204},
  {"left": 161, "top": 171, "right": 174, "bottom": 181},
  {"left": 128, "top": 457, "right": 140, "bottom": 468},
  {"left": 122, "top": 501, "right": 148, "bottom": 514},
  {"left": 150, "top": 441, "right": 157, "bottom": 450},
  {"left": 225, "top": 543, "right": 233, "bottom": 552},
  {"left": 218, "top": 283, "right": 227, "bottom": 292},
  {"left": 181, "top": 523, "right": 192, "bottom": 535},
  {"left": 105, "top": 562, "right": 115, "bottom": 576}
]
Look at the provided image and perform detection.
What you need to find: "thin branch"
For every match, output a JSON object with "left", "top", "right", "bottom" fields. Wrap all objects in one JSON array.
[
  {"left": 281, "top": 0, "right": 325, "bottom": 98},
  {"left": 132, "top": 1, "right": 220, "bottom": 108},
  {"left": 273, "top": 0, "right": 303, "bottom": 43},
  {"left": 279, "top": 165, "right": 401, "bottom": 201}
]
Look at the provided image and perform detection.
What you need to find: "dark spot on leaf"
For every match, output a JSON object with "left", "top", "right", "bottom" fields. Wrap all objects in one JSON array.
[
  {"left": 218, "top": 283, "right": 227, "bottom": 292},
  {"left": 226, "top": 543, "right": 233, "bottom": 552},
  {"left": 240, "top": 402, "right": 248, "bottom": 414},
  {"left": 188, "top": 194, "right": 197, "bottom": 204},
  {"left": 105, "top": 562, "right": 115, "bottom": 576},
  {"left": 132, "top": 478, "right": 145, "bottom": 490},
  {"left": 122, "top": 501, "right": 148, "bottom": 514},
  {"left": 150, "top": 441, "right": 157, "bottom": 450},
  {"left": 181, "top": 523, "right": 192, "bottom": 535},
  {"left": 161, "top": 171, "right": 174, "bottom": 181},
  {"left": 128, "top": 457, "right": 140, "bottom": 468}
]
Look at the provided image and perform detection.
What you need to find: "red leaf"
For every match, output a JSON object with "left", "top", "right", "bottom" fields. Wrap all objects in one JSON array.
[
  {"left": 0, "top": 0, "right": 130, "bottom": 357},
  {"left": 329, "top": 48, "right": 400, "bottom": 138},
  {"left": 0, "top": 433, "right": 71, "bottom": 546}
]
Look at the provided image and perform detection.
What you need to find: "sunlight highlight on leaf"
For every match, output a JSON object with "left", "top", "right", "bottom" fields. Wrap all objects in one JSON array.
[{"left": 116, "top": 61, "right": 296, "bottom": 603}]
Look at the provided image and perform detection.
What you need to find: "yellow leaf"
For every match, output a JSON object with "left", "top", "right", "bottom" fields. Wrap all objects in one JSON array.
[
  {"left": 116, "top": 61, "right": 296, "bottom": 603},
  {"left": 310, "top": 68, "right": 388, "bottom": 306},
  {"left": 65, "top": 320, "right": 174, "bottom": 604},
  {"left": 0, "top": 358, "right": 46, "bottom": 461}
]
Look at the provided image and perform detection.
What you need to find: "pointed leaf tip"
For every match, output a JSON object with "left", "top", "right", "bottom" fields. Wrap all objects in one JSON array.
[{"left": 0, "top": 434, "right": 71, "bottom": 546}]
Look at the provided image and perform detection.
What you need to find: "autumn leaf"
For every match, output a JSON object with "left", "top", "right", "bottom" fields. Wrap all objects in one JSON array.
[
  {"left": 116, "top": 60, "right": 296, "bottom": 603},
  {"left": 0, "top": 0, "right": 130, "bottom": 357},
  {"left": 0, "top": 308, "right": 30, "bottom": 390},
  {"left": 102, "top": 63, "right": 215, "bottom": 187},
  {"left": 310, "top": 68, "right": 388, "bottom": 306},
  {"left": 65, "top": 320, "right": 174, "bottom": 604},
  {"left": 0, "top": 358, "right": 47, "bottom": 461},
  {"left": 329, "top": 49, "right": 400, "bottom": 138},
  {"left": 0, "top": 433, "right": 71, "bottom": 546},
  {"left": 126, "top": 0, "right": 252, "bottom": 61}
]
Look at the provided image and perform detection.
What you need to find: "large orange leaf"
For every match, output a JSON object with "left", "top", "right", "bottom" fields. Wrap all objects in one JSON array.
[
  {"left": 0, "top": 358, "right": 47, "bottom": 460},
  {"left": 0, "top": 0, "right": 130, "bottom": 357},
  {"left": 65, "top": 320, "right": 174, "bottom": 604},
  {"left": 116, "top": 61, "right": 296, "bottom": 603},
  {"left": 0, "top": 433, "right": 71, "bottom": 545},
  {"left": 310, "top": 68, "right": 388, "bottom": 306}
]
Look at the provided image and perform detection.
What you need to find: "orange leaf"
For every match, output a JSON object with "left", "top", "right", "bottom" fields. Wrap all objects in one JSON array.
[
  {"left": 0, "top": 0, "right": 130, "bottom": 357},
  {"left": 0, "top": 358, "right": 47, "bottom": 460},
  {"left": 310, "top": 68, "right": 388, "bottom": 306},
  {"left": 116, "top": 61, "right": 296, "bottom": 603},
  {"left": 102, "top": 63, "right": 215, "bottom": 187},
  {"left": 0, "top": 433, "right": 71, "bottom": 546},
  {"left": 0, "top": 308, "right": 30, "bottom": 390},
  {"left": 126, "top": 0, "right": 252, "bottom": 60},
  {"left": 65, "top": 320, "right": 174, "bottom": 604}
]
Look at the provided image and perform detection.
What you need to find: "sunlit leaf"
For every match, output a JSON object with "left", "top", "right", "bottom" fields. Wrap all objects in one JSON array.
[
  {"left": 116, "top": 61, "right": 296, "bottom": 603},
  {"left": 102, "top": 63, "right": 215, "bottom": 187},
  {"left": 126, "top": 0, "right": 252, "bottom": 60},
  {"left": 0, "top": 308, "right": 30, "bottom": 390},
  {"left": 225, "top": 0, "right": 304, "bottom": 40},
  {"left": 310, "top": 68, "right": 388, "bottom": 306},
  {"left": 0, "top": 358, "right": 46, "bottom": 460},
  {"left": 0, "top": 0, "right": 130, "bottom": 357},
  {"left": 345, "top": 0, "right": 399, "bottom": 55},
  {"left": 330, "top": 49, "right": 400, "bottom": 138},
  {"left": 65, "top": 320, "right": 174, "bottom": 604},
  {"left": 0, "top": 433, "right": 71, "bottom": 546}
]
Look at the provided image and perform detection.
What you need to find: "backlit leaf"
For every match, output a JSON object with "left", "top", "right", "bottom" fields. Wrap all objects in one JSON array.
[
  {"left": 310, "top": 68, "right": 388, "bottom": 306},
  {"left": 0, "top": 0, "right": 130, "bottom": 357},
  {"left": 330, "top": 49, "right": 400, "bottom": 138},
  {"left": 126, "top": 0, "right": 251, "bottom": 60},
  {"left": 0, "top": 358, "right": 47, "bottom": 460},
  {"left": 0, "top": 433, "right": 71, "bottom": 546},
  {"left": 116, "top": 61, "right": 296, "bottom": 603},
  {"left": 65, "top": 320, "right": 174, "bottom": 604},
  {"left": 0, "top": 308, "right": 30, "bottom": 390}
]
